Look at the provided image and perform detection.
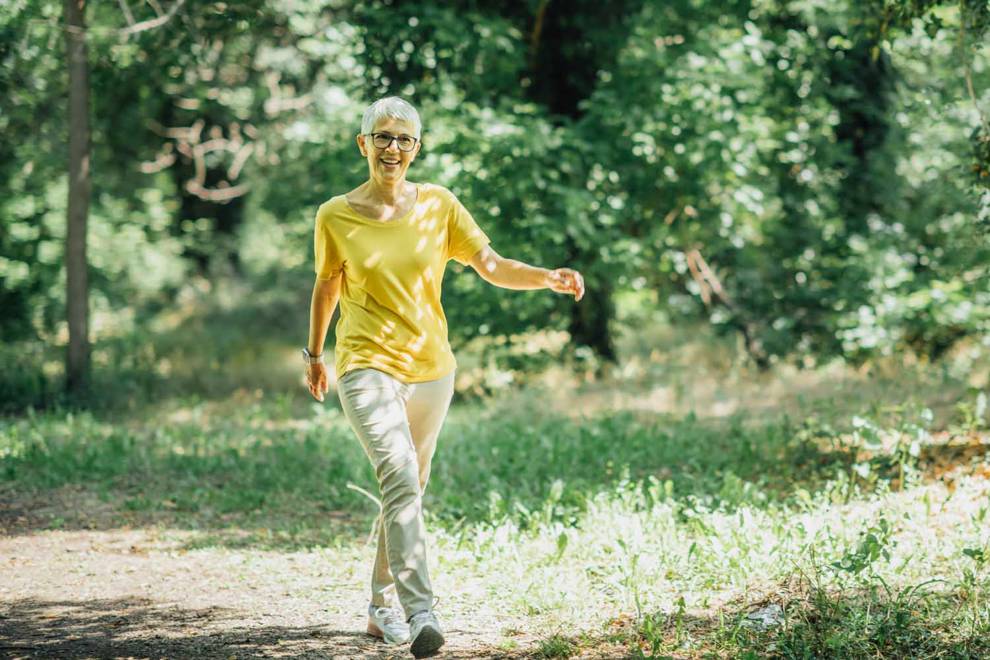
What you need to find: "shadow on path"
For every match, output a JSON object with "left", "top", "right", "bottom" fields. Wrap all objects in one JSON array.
[{"left": 0, "top": 597, "right": 519, "bottom": 659}]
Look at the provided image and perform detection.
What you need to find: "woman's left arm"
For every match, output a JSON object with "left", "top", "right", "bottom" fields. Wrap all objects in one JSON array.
[{"left": 468, "top": 245, "right": 584, "bottom": 301}]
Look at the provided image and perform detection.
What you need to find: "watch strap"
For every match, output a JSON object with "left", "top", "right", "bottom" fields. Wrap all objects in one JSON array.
[{"left": 302, "top": 348, "right": 324, "bottom": 365}]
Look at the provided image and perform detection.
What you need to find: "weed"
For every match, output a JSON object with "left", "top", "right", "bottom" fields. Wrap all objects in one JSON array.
[{"left": 535, "top": 633, "right": 577, "bottom": 658}]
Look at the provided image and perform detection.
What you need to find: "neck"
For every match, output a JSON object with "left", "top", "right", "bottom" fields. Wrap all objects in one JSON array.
[{"left": 365, "top": 177, "right": 408, "bottom": 205}]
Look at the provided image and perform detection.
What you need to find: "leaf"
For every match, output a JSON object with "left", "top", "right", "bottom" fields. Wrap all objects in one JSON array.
[{"left": 962, "top": 547, "right": 987, "bottom": 564}]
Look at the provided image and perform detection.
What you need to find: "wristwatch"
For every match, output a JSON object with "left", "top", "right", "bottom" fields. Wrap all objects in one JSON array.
[{"left": 302, "top": 348, "right": 324, "bottom": 365}]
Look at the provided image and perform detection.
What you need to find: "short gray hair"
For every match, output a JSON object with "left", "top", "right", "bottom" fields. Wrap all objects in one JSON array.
[{"left": 361, "top": 96, "right": 422, "bottom": 139}]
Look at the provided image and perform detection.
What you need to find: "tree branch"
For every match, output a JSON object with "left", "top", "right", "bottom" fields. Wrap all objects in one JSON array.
[
  {"left": 119, "top": 0, "right": 185, "bottom": 36},
  {"left": 959, "top": 0, "right": 990, "bottom": 137},
  {"left": 117, "top": 0, "right": 135, "bottom": 26}
]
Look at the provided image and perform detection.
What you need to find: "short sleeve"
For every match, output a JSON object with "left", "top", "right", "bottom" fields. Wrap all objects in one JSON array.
[
  {"left": 314, "top": 204, "right": 343, "bottom": 279},
  {"left": 446, "top": 192, "right": 490, "bottom": 266}
]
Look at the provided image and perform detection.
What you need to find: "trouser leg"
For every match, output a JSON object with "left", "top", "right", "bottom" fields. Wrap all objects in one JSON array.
[
  {"left": 338, "top": 368, "right": 435, "bottom": 618},
  {"left": 369, "top": 371, "right": 455, "bottom": 608},
  {"left": 406, "top": 372, "right": 456, "bottom": 490}
]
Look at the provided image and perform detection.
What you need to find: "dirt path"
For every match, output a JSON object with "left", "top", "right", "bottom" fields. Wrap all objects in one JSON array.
[{"left": 0, "top": 527, "right": 540, "bottom": 659}]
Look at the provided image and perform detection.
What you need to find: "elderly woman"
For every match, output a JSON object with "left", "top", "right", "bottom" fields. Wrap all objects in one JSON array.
[{"left": 304, "top": 96, "right": 584, "bottom": 658}]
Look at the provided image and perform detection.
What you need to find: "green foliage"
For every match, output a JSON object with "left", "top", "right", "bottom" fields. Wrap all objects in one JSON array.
[
  {"left": 831, "top": 516, "right": 894, "bottom": 575},
  {"left": 0, "top": 343, "right": 54, "bottom": 414},
  {"left": 583, "top": 0, "right": 989, "bottom": 364},
  {"left": 3, "top": 0, "right": 989, "bottom": 402},
  {"left": 750, "top": 580, "right": 979, "bottom": 658},
  {"left": 535, "top": 633, "right": 578, "bottom": 659},
  {"left": 0, "top": 0, "right": 67, "bottom": 342}
]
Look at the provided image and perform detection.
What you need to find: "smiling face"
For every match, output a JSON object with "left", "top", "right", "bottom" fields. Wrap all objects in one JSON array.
[{"left": 357, "top": 117, "right": 421, "bottom": 186}]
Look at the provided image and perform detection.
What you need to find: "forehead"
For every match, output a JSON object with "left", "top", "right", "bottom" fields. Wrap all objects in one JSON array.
[{"left": 371, "top": 117, "right": 417, "bottom": 135}]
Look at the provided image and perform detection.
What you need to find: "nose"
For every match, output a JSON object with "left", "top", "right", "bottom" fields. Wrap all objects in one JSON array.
[{"left": 384, "top": 139, "right": 400, "bottom": 154}]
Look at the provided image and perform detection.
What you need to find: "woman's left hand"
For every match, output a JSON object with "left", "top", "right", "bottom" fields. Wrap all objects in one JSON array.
[{"left": 547, "top": 268, "right": 585, "bottom": 301}]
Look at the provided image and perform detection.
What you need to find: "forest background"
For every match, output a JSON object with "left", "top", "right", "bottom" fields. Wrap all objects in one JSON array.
[{"left": 2, "top": 0, "right": 989, "bottom": 406}]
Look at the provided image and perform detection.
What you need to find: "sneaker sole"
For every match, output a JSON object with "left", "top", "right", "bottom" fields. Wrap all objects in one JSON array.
[
  {"left": 410, "top": 624, "right": 444, "bottom": 658},
  {"left": 367, "top": 621, "right": 408, "bottom": 645}
]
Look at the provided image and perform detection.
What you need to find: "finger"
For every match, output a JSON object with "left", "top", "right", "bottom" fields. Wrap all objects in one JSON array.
[{"left": 306, "top": 375, "right": 319, "bottom": 400}]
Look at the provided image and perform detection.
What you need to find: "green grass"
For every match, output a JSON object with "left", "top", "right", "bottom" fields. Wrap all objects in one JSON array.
[
  {"left": 535, "top": 633, "right": 578, "bottom": 658},
  {"left": 3, "top": 321, "right": 990, "bottom": 657},
  {"left": 0, "top": 394, "right": 860, "bottom": 544}
]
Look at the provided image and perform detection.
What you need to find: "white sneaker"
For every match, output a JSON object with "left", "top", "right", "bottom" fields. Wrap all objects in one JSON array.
[
  {"left": 408, "top": 610, "right": 445, "bottom": 658},
  {"left": 367, "top": 604, "right": 410, "bottom": 645}
]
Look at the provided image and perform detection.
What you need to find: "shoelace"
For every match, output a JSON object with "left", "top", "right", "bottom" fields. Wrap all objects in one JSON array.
[{"left": 408, "top": 598, "right": 442, "bottom": 625}]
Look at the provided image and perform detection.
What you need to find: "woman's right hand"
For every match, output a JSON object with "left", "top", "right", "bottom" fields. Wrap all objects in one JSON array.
[
  {"left": 306, "top": 362, "right": 330, "bottom": 402},
  {"left": 547, "top": 268, "right": 585, "bottom": 301}
]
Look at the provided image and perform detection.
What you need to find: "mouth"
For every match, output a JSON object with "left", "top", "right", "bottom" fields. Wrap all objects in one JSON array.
[{"left": 380, "top": 159, "right": 400, "bottom": 167}]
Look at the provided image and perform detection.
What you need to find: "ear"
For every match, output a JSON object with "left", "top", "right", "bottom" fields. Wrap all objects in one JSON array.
[{"left": 356, "top": 133, "right": 368, "bottom": 157}]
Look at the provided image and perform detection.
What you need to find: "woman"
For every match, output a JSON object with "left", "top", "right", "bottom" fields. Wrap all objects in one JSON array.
[{"left": 304, "top": 96, "right": 584, "bottom": 658}]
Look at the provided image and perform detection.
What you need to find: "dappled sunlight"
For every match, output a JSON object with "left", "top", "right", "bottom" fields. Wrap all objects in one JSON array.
[
  {"left": 6, "top": 0, "right": 988, "bottom": 653},
  {"left": 4, "top": 470, "right": 988, "bottom": 656},
  {"left": 0, "top": 532, "right": 530, "bottom": 657},
  {"left": 361, "top": 250, "right": 383, "bottom": 269},
  {"left": 321, "top": 184, "right": 486, "bottom": 384},
  {"left": 486, "top": 324, "right": 989, "bottom": 428},
  {"left": 433, "top": 473, "right": 990, "bottom": 655}
]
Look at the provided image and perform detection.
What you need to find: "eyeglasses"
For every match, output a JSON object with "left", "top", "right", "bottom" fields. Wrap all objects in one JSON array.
[{"left": 366, "top": 132, "right": 419, "bottom": 152}]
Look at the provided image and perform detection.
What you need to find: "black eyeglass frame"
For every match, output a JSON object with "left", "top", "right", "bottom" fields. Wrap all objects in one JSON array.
[{"left": 364, "top": 132, "right": 420, "bottom": 152}]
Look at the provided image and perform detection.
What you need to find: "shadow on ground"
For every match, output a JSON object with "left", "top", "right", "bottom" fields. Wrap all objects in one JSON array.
[{"left": 0, "top": 597, "right": 523, "bottom": 660}]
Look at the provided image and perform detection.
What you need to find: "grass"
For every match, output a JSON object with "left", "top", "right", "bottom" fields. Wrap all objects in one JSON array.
[{"left": 3, "top": 319, "right": 990, "bottom": 657}]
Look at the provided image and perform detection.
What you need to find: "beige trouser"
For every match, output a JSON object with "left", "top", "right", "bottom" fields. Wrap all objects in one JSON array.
[{"left": 337, "top": 367, "right": 455, "bottom": 619}]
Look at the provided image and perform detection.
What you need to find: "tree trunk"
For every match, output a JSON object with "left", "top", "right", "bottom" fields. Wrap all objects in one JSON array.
[
  {"left": 568, "top": 279, "right": 617, "bottom": 364},
  {"left": 64, "top": 0, "right": 91, "bottom": 393},
  {"left": 524, "top": 1, "right": 643, "bottom": 364}
]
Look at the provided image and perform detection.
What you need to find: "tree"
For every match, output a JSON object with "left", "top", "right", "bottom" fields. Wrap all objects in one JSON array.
[
  {"left": 866, "top": 0, "right": 989, "bottom": 199},
  {"left": 64, "top": 0, "right": 91, "bottom": 393}
]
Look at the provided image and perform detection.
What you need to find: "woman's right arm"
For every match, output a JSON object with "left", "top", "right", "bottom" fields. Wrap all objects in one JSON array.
[{"left": 306, "top": 273, "right": 342, "bottom": 402}]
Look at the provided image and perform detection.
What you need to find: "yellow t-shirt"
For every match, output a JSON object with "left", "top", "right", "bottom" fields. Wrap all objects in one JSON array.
[{"left": 314, "top": 183, "right": 491, "bottom": 383}]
